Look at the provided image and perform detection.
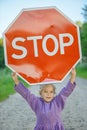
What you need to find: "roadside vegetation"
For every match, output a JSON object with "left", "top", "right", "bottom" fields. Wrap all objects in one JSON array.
[{"left": 0, "top": 67, "right": 29, "bottom": 102}]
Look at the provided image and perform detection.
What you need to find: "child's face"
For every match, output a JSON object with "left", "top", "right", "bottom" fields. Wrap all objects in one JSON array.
[{"left": 40, "top": 85, "right": 55, "bottom": 102}]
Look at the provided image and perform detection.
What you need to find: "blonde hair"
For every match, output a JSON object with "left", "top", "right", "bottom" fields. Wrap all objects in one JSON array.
[{"left": 39, "top": 84, "right": 56, "bottom": 95}]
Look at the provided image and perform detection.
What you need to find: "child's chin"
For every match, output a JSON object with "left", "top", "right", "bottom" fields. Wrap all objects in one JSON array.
[{"left": 45, "top": 99, "right": 52, "bottom": 102}]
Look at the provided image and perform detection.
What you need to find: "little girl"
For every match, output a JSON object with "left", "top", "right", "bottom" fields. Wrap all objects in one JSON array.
[{"left": 12, "top": 68, "right": 76, "bottom": 130}]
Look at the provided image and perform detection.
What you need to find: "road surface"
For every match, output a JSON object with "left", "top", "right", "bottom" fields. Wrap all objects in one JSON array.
[{"left": 0, "top": 77, "right": 87, "bottom": 130}]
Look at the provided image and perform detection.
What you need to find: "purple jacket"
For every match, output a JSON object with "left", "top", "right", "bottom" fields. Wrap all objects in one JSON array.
[{"left": 15, "top": 81, "right": 76, "bottom": 130}]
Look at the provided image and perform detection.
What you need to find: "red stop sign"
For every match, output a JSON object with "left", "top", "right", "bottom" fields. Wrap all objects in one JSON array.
[{"left": 3, "top": 7, "right": 81, "bottom": 85}]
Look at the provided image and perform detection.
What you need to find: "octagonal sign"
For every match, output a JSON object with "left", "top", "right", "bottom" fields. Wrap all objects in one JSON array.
[{"left": 3, "top": 7, "right": 81, "bottom": 85}]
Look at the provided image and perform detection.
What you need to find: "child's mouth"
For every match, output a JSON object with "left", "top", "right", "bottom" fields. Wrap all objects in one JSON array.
[{"left": 46, "top": 97, "right": 51, "bottom": 99}]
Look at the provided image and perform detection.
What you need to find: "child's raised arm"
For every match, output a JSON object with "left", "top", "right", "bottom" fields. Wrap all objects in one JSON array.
[
  {"left": 70, "top": 68, "right": 76, "bottom": 84},
  {"left": 11, "top": 72, "right": 20, "bottom": 85}
]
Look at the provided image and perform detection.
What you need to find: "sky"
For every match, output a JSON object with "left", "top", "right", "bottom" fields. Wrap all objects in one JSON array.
[{"left": 0, "top": 0, "right": 87, "bottom": 38}]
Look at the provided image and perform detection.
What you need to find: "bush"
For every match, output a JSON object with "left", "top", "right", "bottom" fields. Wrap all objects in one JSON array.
[
  {"left": 0, "top": 45, "right": 5, "bottom": 68},
  {"left": 77, "top": 62, "right": 87, "bottom": 79}
]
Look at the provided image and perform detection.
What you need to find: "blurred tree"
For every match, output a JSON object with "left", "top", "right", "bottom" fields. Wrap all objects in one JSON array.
[
  {"left": 0, "top": 38, "right": 3, "bottom": 46},
  {"left": 76, "top": 21, "right": 82, "bottom": 28},
  {"left": 0, "top": 38, "right": 5, "bottom": 68},
  {"left": 82, "top": 5, "right": 87, "bottom": 22},
  {"left": 81, "top": 5, "right": 87, "bottom": 61},
  {"left": 80, "top": 22, "right": 87, "bottom": 61}
]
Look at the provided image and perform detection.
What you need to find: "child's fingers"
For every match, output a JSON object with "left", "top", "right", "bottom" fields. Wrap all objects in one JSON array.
[
  {"left": 71, "top": 68, "right": 75, "bottom": 72},
  {"left": 11, "top": 72, "right": 16, "bottom": 77},
  {"left": 71, "top": 68, "right": 76, "bottom": 76}
]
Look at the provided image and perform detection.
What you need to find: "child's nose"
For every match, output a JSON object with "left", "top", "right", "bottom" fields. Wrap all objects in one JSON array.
[{"left": 47, "top": 93, "right": 51, "bottom": 96}]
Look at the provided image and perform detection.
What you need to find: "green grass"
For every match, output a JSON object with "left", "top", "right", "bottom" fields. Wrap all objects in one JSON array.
[
  {"left": 0, "top": 67, "right": 29, "bottom": 102},
  {"left": 0, "top": 68, "right": 14, "bottom": 101},
  {"left": 0, "top": 63, "right": 87, "bottom": 102},
  {"left": 76, "top": 62, "right": 87, "bottom": 79}
]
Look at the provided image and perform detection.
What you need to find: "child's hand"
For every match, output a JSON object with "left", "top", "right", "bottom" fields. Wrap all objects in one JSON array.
[
  {"left": 12, "top": 72, "right": 19, "bottom": 85},
  {"left": 70, "top": 68, "right": 76, "bottom": 84}
]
